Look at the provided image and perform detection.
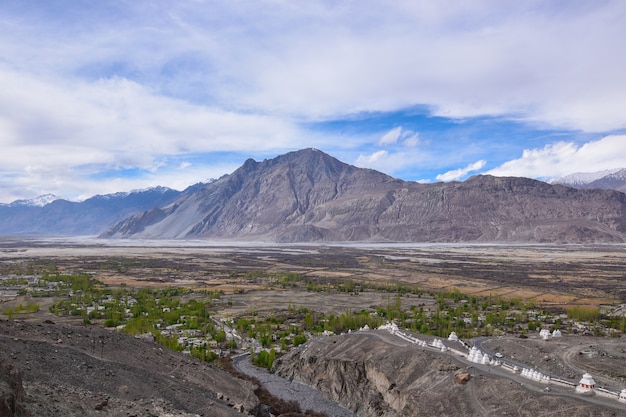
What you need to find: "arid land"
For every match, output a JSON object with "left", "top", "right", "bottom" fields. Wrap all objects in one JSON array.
[
  {"left": 2, "top": 238, "right": 626, "bottom": 416},
  {"left": 1, "top": 238, "right": 624, "bottom": 311}
]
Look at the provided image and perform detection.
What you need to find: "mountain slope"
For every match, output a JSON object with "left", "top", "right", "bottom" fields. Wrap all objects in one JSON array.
[
  {"left": 551, "top": 168, "right": 626, "bottom": 193},
  {"left": 0, "top": 320, "right": 257, "bottom": 416},
  {"left": 102, "top": 149, "right": 626, "bottom": 243},
  {"left": 103, "top": 148, "right": 404, "bottom": 241},
  {"left": 0, "top": 187, "right": 181, "bottom": 235}
]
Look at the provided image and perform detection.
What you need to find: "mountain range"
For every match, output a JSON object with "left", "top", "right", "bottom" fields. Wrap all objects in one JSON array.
[
  {"left": 3, "top": 148, "right": 626, "bottom": 243},
  {"left": 0, "top": 186, "right": 182, "bottom": 236},
  {"left": 550, "top": 169, "right": 626, "bottom": 193}
]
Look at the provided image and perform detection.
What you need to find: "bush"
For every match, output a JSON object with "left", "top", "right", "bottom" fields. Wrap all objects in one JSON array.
[
  {"left": 252, "top": 349, "right": 276, "bottom": 370},
  {"left": 293, "top": 334, "right": 307, "bottom": 346}
]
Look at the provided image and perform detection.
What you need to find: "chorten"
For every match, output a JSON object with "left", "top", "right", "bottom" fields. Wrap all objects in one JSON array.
[{"left": 575, "top": 373, "right": 596, "bottom": 394}]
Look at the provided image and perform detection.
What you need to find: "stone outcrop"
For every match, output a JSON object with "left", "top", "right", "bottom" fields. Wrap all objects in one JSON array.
[
  {"left": 274, "top": 331, "right": 476, "bottom": 416},
  {"left": 273, "top": 331, "right": 619, "bottom": 417},
  {"left": 454, "top": 372, "right": 471, "bottom": 385},
  {"left": 0, "top": 359, "right": 28, "bottom": 417}
]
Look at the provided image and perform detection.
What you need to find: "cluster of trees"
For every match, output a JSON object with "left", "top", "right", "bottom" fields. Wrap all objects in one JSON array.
[
  {"left": 1, "top": 301, "right": 39, "bottom": 318},
  {"left": 0, "top": 277, "right": 28, "bottom": 286},
  {"left": 252, "top": 348, "right": 276, "bottom": 369},
  {"left": 28, "top": 272, "right": 97, "bottom": 297},
  {"left": 50, "top": 284, "right": 231, "bottom": 362}
]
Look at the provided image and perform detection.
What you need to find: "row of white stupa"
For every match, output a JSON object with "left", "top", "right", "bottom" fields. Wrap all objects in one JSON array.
[
  {"left": 377, "top": 323, "right": 626, "bottom": 403},
  {"left": 539, "top": 328, "right": 562, "bottom": 340},
  {"left": 466, "top": 345, "right": 503, "bottom": 366}
]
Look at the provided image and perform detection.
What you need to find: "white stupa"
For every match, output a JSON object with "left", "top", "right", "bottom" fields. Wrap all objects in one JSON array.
[
  {"left": 539, "top": 329, "right": 552, "bottom": 340},
  {"left": 448, "top": 331, "right": 459, "bottom": 341},
  {"left": 552, "top": 329, "right": 562, "bottom": 337},
  {"left": 468, "top": 346, "right": 486, "bottom": 363},
  {"left": 432, "top": 338, "right": 444, "bottom": 349},
  {"left": 575, "top": 373, "right": 596, "bottom": 394},
  {"left": 379, "top": 322, "right": 399, "bottom": 333}
]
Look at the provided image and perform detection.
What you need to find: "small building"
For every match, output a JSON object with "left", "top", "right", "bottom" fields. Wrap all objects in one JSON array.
[
  {"left": 575, "top": 373, "right": 596, "bottom": 394},
  {"left": 619, "top": 389, "right": 626, "bottom": 402}
]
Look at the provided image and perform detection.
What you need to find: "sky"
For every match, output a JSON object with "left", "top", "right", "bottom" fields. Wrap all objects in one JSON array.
[{"left": 1, "top": 1, "right": 626, "bottom": 203}]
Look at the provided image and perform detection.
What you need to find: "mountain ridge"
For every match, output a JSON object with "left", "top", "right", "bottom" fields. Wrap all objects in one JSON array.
[
  {"left": 0, "top": 187, "right": 182, "bottom": 236},
  {"left": 550, "top": 168, "right": 626, "bottom": 193},
  {"left": 101, "top": 149, "right": 626, "bottom": 243}
]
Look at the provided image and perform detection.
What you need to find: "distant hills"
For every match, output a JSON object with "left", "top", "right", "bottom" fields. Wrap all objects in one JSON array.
[
  {"left": 0, "top": 187, "right": 182, "bottom": 236},
  {"left": 551, "top": 169, "right": 626, "bottom": 193},
  {"left": 3, "top": 149, "right": 626, "bottom": 243}
]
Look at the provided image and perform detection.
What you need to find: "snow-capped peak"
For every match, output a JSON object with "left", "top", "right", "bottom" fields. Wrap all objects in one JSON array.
[
  {"left": 7, "top": 194, "right": 59, "bottom": 207},
  {"left": 90, "top": 186, "right": 176, "bottom": 201},
  {"left": 549, "top": 169, "right": 623, "bottom": 186}
]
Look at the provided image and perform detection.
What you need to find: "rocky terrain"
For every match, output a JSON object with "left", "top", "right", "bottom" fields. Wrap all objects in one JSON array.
[
  {"left": 103, "top": 148, "right": 626, "bottom": 243},
  {"left": 6, "top": 316, "right": 625, "bottom": 417},
  {"left": 274, "top": 330, "right": 625, "bottom": 417},
  {"left": 0, "top": 319, "right": 258, "bottom": 417}
]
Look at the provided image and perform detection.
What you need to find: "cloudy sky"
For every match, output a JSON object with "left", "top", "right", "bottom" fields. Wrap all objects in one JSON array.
[{"left": 1, "top": 1, "right": 625, "bottom": 203}]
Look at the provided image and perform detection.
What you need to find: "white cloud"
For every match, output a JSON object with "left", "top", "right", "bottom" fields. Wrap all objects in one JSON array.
[
  {"left": 354, "top": 148, "right": 431, "bottom": 177},
  {"left": 0, "top": 65, "right": 306, "bottom": 202},
  {"left": 436, "top": 160, "right": 487, "bottom": 182},
  {"left": 4, "top": 1, "right": 625, "bottom": 131},
  {"left": 378, "top": 127, "right": 420, "bottom": 147},
  {"left": 487, "top": 136, "right": 626, "bottom": 179},
  {"left": 402, "top": 133, "right": 420, "bottom": 148},
  {"left": 2, "top": 1, "right": 626, "bottom": 201},
  {"left": 356, "top": 150, "right": 389, "bottom": 165},
  {"left": 378, "top": 127, "right": 402, "bottom": 146},
  {"left": 207, "top": 1, "right": 626, "bottom": 131}
]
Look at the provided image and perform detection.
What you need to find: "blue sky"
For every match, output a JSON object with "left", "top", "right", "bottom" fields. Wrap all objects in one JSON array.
[{"left": 1, "top": 1, "right": 625, "bottom": 202}]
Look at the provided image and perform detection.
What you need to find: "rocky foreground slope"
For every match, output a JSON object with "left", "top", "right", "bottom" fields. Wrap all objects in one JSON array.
[
  {"left": 0, "top": 319, "right": 258, "bottom": 416},
  {"left": 274, "top": 331, "right": 621, "bottom": 417}
]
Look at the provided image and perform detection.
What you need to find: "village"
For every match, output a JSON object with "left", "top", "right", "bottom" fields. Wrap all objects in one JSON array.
[{"left": 2, "top": 269, "right": 626, "bottom": 375}]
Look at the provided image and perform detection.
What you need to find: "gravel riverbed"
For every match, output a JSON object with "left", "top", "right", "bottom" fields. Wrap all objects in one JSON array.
[{"left": 233, "top": 355, "right": 357, "bottom": 417}]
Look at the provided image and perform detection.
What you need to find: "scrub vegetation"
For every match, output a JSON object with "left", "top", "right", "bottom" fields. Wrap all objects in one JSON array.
[{"left": 2, "top": 243, "right": 626, "bottom": 373}]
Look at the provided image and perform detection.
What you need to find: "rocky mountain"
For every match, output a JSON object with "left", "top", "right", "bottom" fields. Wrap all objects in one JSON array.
[
  {"left": 102, "top": 148, "right": 626, "bottom": 243},
  {"left": 551, "top": 168, "right": 626, "bottom": 193},
  {"left": 0, "top": 187, "right": 182, "bottom": 236}
]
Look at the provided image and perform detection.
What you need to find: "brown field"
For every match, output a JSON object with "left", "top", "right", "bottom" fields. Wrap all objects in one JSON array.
[{"left": 1, "top": 238, "right": 625, "bottom": 312}]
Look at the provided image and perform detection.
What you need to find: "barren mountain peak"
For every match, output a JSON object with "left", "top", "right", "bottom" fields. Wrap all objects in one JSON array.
[{"left": 100, "top": 149, "right": 626, "bottom": 243}]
